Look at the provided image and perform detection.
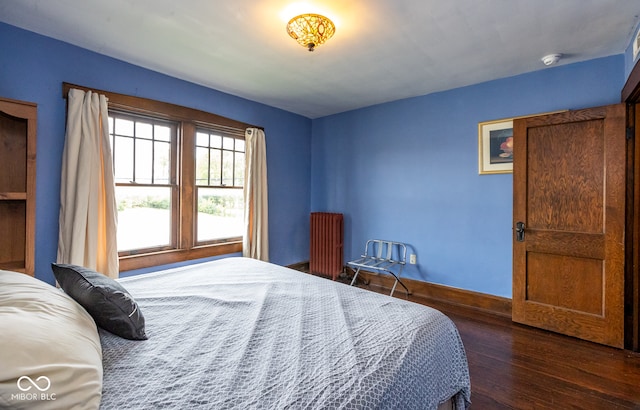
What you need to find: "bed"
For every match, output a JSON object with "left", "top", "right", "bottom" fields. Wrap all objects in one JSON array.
[{"left": 1, "top": 257, "right": 471, "bottom": 409}]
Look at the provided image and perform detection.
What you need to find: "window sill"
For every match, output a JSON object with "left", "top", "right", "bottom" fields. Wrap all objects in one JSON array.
[{"left": 118, "top": 241, "right": 242, "bottom": 272}]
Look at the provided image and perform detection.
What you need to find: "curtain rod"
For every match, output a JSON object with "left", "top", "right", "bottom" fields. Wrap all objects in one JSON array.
[{"left": 62, "top": 82, "right": 263, "bottom": 131}]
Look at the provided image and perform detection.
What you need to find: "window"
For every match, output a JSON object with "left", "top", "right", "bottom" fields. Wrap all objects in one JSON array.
[
  {"left": 66, "top": 83, "right": 259, "bottom": 271},
  {"left": 109, "top": 112, "right": 178, "bottom": 253},
  {"left": 195, "top": 129, "right": 245, "bottom": 244}
]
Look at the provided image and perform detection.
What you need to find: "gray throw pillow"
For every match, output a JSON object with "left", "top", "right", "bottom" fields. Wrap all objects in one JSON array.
[{"left": 51, "top": 263, "right": 147, "bottom": 340}]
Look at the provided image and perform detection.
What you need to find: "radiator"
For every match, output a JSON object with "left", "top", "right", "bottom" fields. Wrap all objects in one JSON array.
[{"left": 310, "top": 212, "right": 344, "bottom": 280}]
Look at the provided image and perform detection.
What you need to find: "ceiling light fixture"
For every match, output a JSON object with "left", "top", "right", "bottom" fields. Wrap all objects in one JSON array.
[{"left": 286, "top": 13, "right": 335, "bottom": 52}]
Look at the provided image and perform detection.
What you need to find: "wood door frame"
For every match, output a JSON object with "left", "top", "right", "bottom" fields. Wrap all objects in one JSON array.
[{"left": 622, "top": 60, "right": 640, "bottom": 351}]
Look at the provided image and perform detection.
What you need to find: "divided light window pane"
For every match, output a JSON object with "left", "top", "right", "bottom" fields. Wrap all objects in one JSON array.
[
  {"left": 195, "top": 146, "right": 209, "bottom": 186},
  {"left": 196, "top": 131, "right": 244, "bottom": 188},
  {"left": 197, "top": 187, "right": 244, "bottom": 242},
  {"left": 210, "top": 149, "right": 222, "bottom": 185},
  {"left": 115, "top": 117, "right": 134, "bottom": 136},
  {"left": 114, "top": 137, "right": 134, "bottom": 182},
  {"left": 155, "top": 125, "right": 171, "bottom": 142},
  {"left": 135, "top": 138, "right": 153, "bottom": 184},
  {"left": 195, "top": 128, "right": 245, "bottom": 243},
  {"left": 222, "top": 150, "right": 233, "bottom": 186},
  {"left": 211, "top": 135, "right": 222, "bottom": 149},
  {"left": 222, "top": 136, "right": 234, "bottom": 150},
  {"left": 234, "top": 151, "right": 245, "bottom": 186},
  {"left": 115, "top": 186, "right": 172, "bottom": 251},
  {"left": 136, "top": 122, "right": 152, "bottom": 139},
  {"left": 109, "top": 112, "right": 177, "bottom": 253},
  {"left": 154, "top": 142, "right": 170, "bottom": 184}
]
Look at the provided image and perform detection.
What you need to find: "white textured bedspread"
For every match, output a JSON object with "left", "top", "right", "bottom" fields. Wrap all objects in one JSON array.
[{"left": 99, "top": 257, "right": 470, "bottom": 409}]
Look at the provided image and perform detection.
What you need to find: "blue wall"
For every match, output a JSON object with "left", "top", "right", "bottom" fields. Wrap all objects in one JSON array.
[
  {"left": 311, "top": 55, "right": 624, "bottom": 298},
  {"left": 0, "top": 21, "right": 628, "bottom": 298},
  {"left": 0, "top": 22, "right": 312, "bottom": 284}
]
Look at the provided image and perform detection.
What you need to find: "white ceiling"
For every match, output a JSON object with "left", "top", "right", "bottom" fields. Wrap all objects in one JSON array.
[{"left": 1, "top": 0, "right": 639, "bottom": 118}]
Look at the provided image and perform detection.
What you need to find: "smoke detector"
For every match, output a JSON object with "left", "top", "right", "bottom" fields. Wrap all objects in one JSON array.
[{"left": 541, "top": 54, "right": 562, "bottom": 66}]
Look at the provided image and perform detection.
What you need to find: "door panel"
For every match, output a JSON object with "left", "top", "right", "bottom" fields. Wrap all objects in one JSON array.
[
  {"left": 527, "top": 252, "right": 603, "bottom": 315},
  {"left": 526, "top": 121, "right": 604, "bottom": 233},
  {"left": 512, "top": 104, "right": 626, "bottom": 348}
]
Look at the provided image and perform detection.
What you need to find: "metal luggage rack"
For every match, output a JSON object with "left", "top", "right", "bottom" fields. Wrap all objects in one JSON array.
[{"left": 347, "top": 239, "right": 409, "bottom": 297}]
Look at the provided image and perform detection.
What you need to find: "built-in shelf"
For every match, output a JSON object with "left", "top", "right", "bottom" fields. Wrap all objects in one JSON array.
[
  {"left": 0, "top": 260, "right": 26, "bottom": 273},
  {"left": 0, "top": 192, "right": 28, "bottom": 200},
  {"left": 0, "top": 97, "right": 36, "bottom": 276}
]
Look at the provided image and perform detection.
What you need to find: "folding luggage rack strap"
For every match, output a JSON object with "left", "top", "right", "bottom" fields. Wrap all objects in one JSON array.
[{"left": 347, "top": 239, "right": 410, "bottom": 297}]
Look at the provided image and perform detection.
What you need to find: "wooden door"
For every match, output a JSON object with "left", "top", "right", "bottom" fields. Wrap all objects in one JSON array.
[{"left": 512, "top": 104, "right": 626, "bottom": 348}]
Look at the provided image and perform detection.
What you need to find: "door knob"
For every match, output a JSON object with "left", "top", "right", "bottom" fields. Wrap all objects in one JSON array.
[{"left": 515, "top": 222, "right": 525, "bottom": 242}]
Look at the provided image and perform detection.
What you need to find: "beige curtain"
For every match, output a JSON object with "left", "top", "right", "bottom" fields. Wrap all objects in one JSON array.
[
  {"left": 57, "top": 88, "right": 119, "bottom": 278},
  {"left": 243, "top": 128, "right": 269, "bottom": 261}
]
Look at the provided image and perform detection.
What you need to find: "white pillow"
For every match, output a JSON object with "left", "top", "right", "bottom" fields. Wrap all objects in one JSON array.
[{"left": 0, "top": 270, "right": 102, "bottom": 409}]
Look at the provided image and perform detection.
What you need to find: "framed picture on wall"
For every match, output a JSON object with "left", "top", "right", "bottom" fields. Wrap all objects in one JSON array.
[
  {"left": 478, "top": 118, "right": 514, "bottom": 175},
  {"left": 478, "top": 110, "right": 567, "bottom": 175}
]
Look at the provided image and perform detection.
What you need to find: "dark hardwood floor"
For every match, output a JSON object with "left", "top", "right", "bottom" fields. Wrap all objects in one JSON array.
[
  {"left": 319, "top": 270, "right": 640, "bottom": 409},
  {"left": 384, "top": 290, "right": 640, "bottom": 409},
  {"left": 428, "top": 298, "right": 640, "bottom": 409}
]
